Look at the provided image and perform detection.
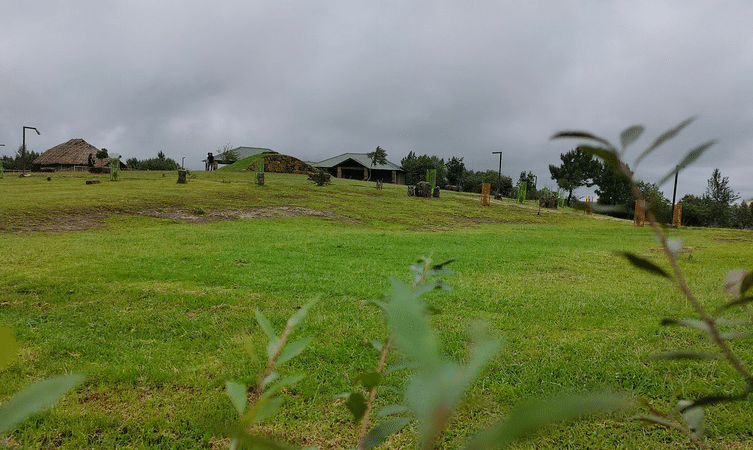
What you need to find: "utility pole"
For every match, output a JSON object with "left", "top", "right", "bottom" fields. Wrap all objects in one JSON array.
[
  {"left": 22, "top": 126, "right": 40, "bottom": 176},
  {"left": 492, "top": 151, "right": 502, "bottom": 194}
]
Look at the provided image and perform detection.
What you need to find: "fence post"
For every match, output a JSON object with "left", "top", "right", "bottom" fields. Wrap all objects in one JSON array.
[
  {"left": 634, "top": 199, "right": 646, "bottom": 227},
  {"left": 480, "top": 183, "right": 491, "bottom": 206},
  {"left": 672, "top": 203, "right": 682, "bottom": 227}
]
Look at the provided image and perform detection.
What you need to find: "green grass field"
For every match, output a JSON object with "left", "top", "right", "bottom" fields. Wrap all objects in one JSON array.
[{"left": 1, "top": 170, "right": 751, "bottom": 449}]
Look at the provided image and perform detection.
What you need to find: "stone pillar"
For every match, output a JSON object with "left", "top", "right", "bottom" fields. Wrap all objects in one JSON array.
[{"left": 177, "top": 170, "right": 187, "bottom": 184}]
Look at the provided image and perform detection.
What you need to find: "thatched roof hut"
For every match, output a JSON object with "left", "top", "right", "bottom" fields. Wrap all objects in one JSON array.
[{"left": 33, "top": 138, "right": 125, "bottom": 172}]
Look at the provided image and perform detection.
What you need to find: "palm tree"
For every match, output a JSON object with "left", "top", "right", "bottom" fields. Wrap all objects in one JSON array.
[{"left": 366, "top": 146, "right": 388, "bottom": 181}]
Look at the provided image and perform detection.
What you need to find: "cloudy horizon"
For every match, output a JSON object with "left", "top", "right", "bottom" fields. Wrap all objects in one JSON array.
[{"left": 3, "top": 1, "right": 752, "bottom": 202}]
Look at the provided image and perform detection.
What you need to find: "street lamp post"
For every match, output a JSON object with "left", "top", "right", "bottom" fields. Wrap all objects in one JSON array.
[
  {"left": 492, "top": 151, "right": 502, "bottom": 195},
  {"left": 22, "top": 126, "right": 40, "bottom": 176}
]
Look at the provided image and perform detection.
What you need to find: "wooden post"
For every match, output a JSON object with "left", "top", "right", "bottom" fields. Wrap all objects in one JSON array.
[
  {"left": 257, "top": 172, "right": 265, "bottom": 186},
  {"left": 480, "top": 183, "right": 491, "bottom": 206},
  {"left": 634, "top": 199, "right": 646, "bottom": 227},
  {"left": 672, "top": 203, "right": 682, "bottom": 227},
  {"left": 337, "top": 167, "right": 342, "bottom": 178}
]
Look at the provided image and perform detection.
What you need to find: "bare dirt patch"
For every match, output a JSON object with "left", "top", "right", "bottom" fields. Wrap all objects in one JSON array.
[{"left": 3, "top": 206, "right": 356, "bottom": 233}]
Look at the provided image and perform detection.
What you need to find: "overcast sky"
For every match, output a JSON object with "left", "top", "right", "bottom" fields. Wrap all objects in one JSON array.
[{"left": 3, "top": 1, "right": 752, "bottom": 201}]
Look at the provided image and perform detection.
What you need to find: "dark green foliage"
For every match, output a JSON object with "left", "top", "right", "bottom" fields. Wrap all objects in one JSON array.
[
  {"left": 445, "top": 156, "right": 466, "bottom": 186},
  {"left": 400, "top": 152, "right": 446, "bottom": 187},
  {"left": 594, "top": 160, "right": 633, "bottom": 207},
  {"left": 678, "top": 169, "right": 742, "bottom": 228},
  {"left": 548, "top": 149, "right": 601, "bottom": 205},
  {"left": 309, "top": 169, "right": 331, "bottom": 186},
  {"left": 730, "top": 200, "right": 753, "bottom": 229},
  {"left": 638, "top": 181, "right": 671, "bottom": 224},
  {"left": 679, "top": 195, "right": 713, "bottom": 227},
  {"left": 126, "top": 152, "right": 180, "bottom": 170},
  {"left": 96, "top": 148, "right": 109, "bottom": 160},
  {"left": 462, "top": 170, "right": 513, "bottom": 196},
  {"left": 1, "top": 146, "right": 40, "bottom": 171}
]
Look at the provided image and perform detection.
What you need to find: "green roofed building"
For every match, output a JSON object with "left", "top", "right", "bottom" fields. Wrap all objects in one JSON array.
[{"left": 313, "top": 153, "right": 405, "bottom": 184}]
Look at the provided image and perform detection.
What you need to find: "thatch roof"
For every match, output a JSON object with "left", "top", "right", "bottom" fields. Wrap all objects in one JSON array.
[{"left": 34, "top": 138, "right": 112, "bottom": 168}]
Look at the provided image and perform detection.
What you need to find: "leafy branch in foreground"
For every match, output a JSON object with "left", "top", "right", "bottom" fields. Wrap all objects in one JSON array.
[
  {"left": 0, "top": 326, "right": 85, "bottom": 436},
  {"left": 553, "top": 119, "right": 751, "bottom": 448},
  {"left": 224, "top": 300, "right": 316, "bottom": 450},
  {"left": 346, "top": 256, "right": 629, "bottom": 449}
]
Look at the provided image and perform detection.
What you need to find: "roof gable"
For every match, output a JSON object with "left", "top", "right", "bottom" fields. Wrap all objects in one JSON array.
[{"left": 314, "top": 153, "right": 402, "bottom": 171}]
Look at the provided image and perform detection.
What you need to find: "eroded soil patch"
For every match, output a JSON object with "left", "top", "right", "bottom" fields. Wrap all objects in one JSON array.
[{"left": 2, "top": 206, "right": 355, "bottom": 233}]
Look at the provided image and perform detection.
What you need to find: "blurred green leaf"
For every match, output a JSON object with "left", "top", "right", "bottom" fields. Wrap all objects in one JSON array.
[
  {"left": 261, "top": 375, "right": 305, "bottom": 399},
  {"left": 254, "top": 396, "right": 284, "bottom": 423},
  {"left": 636, "top": 117, "right": 695, "bottom": 167},
  {"left": 261, "top": 371, "right": 279, "bottom": 390},
  {"left": 0, "top": 373, "right": 85, "bottom": 435},
  {"left": 346, "top": 392, "right": 367, "bottom": 423},
  {"left": 716, "top": 296, "right": 753, "bottom": 313},
  {"left": 740, "top": 270, "right": 753, "bottom": 296},
  {"left": 628, "top": 414, "right": 678, "bottom": 429},
  {"left": 0, "top": 326, "right": 19, "bottom": 371},
  {"left": 362, "top": 417, "right": 411, "bottom": 450},
  {"left": 577, "top": 146, "right": 620, "bottom": 171},
  {"left": 660, "top": 318, "right": 710, "bottom": 332},
  {"left": 719, "top": 331, "right": 753, "bottom": 340},
  {"left": 354, "top": 371, "right": 382, "bottom": 390},
  {"left": 385, "top": 278, "right": 439, "bottom": 368},
  {"left": 620, "top": 125, "right": 645, "bottom": 151},
  {"left": 431, "top": 258, "right": 455, "bottom": 271},
  {"left": 677, "top": 400, "right": 704, "bottom": 439},
  {"left": 657, "top": 140, "right": 716, "bottom": 186},
  {"left": 226, "top": 432, "right": 295, "bottom": 450},
  {"left": 649, "top": 351, "right": 722, "bottom": 360},
  {"left": 225, "top": 381, "right": 248, "bottom": 415},
  {"left": 286, "top": 299, "right": 317, "bottom": 332},
  {"left": 618, "top": 252, "right": 670, "bottom": 278},
  {"left": 376, "top": 404, "right": 409, "bottom": 418},
  {"left": 550, "top": 131, "right": 616, "bottom": 150},
  {"left": 369, "top": 339, "right": 383, "bottom": 352},
  {"left": 255, "top": 310, "right": 277, "bottom": 341},
  {"left": 464, "top": 393, "right": 631, "bottom": 449},
  {"left": 385, "top": 362, "right": 415, "bottom": 374},
  {"left": 724, "top": 268, "right": 747, "bottom": 298},
  {"left": 276, "top": 337, "right": 312, "bottom": 366}
]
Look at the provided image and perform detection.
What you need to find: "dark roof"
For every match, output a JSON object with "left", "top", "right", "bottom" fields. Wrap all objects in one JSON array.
[
  {"left": 34, "top": 138, "right": 112, "bottom": 168},
  {"left": 313, "top": 153, "right": 402, "bottom": 171}
]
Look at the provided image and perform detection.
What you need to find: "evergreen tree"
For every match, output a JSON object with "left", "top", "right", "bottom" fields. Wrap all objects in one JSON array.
[
  {"left": 705, "top": 168, "right": 740, "bottom": 227},
  {"left": 445, "top": 157, "right": 466, "bottom": 186},
  {"left": 400, "top": 152, "right": 446, "bottom": 187},
  {"left": 548, "top": 149, "right": 600, "bottom": 205}
]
